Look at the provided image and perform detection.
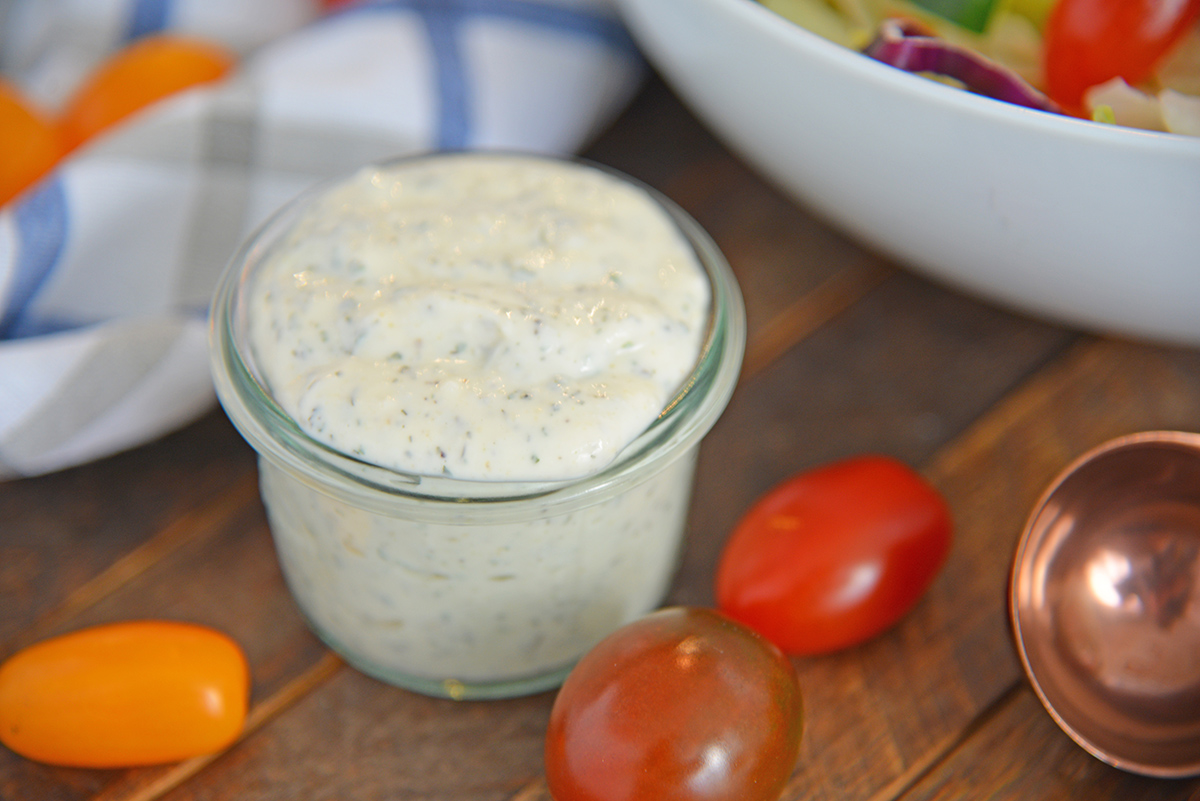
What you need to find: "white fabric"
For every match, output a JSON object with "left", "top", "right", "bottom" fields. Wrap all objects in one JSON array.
[{"left": 0, "top": 0, "right": 644, "bottom": 479}]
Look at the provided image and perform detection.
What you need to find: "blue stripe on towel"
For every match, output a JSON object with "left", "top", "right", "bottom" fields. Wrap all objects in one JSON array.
[
  {"left": 420, "top": 5, "right": 473, "bottom": 149},
  {"left": 5, "top": 315, "right": 94, "bottom": 339},
  {"left": 451, "top": 0, "right": 638, "bottom": 55},
  {"left": 1, "top": 180, "right": 70, "bottom": 340},
  {"left": 126, "top": 0, "right": 173, "bottom": 39},
  {"left": 340, "top": 0, "right": 639, "bottom": 149}
]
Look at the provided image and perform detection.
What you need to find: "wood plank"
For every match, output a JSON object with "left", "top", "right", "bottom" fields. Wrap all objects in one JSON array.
[
  {"left": 0, "top": 467, "right": 332, "bottom": 800},
  {"left": 862, "top": 336, "right": 1200, "bottom": 800},
  {"left": 901, "top": 688, "right": 1198, "bottom": 801},
  {"left": 666, "top": 154, "right": 896, "bottom": 376},
  {"left": 3, "top": 476, "right": 259, "bottom": 654},
  {"left": 583, "top": 74, "right": 724, "bottom": 189},
  {"left": 90, "top": 655, "right": 344, "bottom": 801},
  {"left": 158, "top": 669, "right": 552, "bottom": 801},
  {"left": 0, "top": 410, "right": 256, "bottom": 651}
]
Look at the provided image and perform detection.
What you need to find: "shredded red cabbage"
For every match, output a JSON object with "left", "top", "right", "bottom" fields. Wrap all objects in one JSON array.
[{"left": 864, "top": 19, "right": 1061, "bottom": 113}]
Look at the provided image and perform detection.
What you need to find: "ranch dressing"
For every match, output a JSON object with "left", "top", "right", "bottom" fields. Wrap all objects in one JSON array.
[
  {"left": 213, "top": 153, "right": 743, "bottom": 697},
  {"left": 256, "top": 451, "right": 699, "bottom": 690},
  {"left": 247, "top": 154, "right": 710, "bottom": 482}
]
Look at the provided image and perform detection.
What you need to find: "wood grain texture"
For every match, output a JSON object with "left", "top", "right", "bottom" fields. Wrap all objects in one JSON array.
[
  {"left": 903, "top": 688, "right": 1199, "bottom": 801},
  {"left": 158, "top": 668, "right": 552, "bottom": 801},
  {"left": 674, "top": 271, "right": 1073, "bottom": 612},
  {"left": 895, "top": 337, "right": 1200, "bottom": 801},
  {"left": 0, "top": 455, "right": 328, "bottom": 800},
  {"left": 0, "top": 411, "right": 255, "bottom": 652}
]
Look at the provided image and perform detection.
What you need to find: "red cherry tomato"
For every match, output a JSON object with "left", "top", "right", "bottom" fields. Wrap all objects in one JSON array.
[
  {"left": 0, "top": 621, "right": 249, "bottom": 767},
  {"left": 716, "top": 455, "right": 952, "bottom": 656},
  {"left": 1044, "top": 0, "right": 1200, "bottom": 112},
  {"left": 545, "top": 607, "right": 803, "bottom": 801}
]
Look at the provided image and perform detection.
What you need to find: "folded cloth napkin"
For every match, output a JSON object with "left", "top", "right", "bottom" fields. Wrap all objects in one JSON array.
[{"left": 0, "top": 0, "right": 644, "bottom": 480}]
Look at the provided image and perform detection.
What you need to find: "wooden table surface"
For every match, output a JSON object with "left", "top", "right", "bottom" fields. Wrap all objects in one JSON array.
[{"left": 4, "top": 73, "right": 1200, "bottom": 801}]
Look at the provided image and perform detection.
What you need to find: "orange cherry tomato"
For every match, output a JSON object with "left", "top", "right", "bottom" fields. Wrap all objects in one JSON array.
[
  {"left": 545, "top": 607, "right": 803, "bottom": 801},
  {"left": 59, "top": 34, "right": 235, "bottom": 151},
  {"left": 0, "top": 80, "right": 63, "bottom": 207},
  {"left": 716, "top": 455, "right": 952, "bottom": 656},
  {"left": 0, "top": 621, "right": 249, "bottom": 767}
]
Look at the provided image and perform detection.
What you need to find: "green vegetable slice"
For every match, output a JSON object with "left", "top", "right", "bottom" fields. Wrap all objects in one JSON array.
[{"left": 906, "top": 0, "right": 1000, "bottom": 33}]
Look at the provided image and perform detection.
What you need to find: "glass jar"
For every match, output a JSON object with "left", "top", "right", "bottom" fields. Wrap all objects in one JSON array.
[{"left": 209, "top": 153, "right": 745, "bottom": 699}]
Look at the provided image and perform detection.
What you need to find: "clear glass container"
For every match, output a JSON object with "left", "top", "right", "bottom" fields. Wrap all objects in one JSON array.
[{"left": 209, "top": 153, "right": 745, "bottom": 699}]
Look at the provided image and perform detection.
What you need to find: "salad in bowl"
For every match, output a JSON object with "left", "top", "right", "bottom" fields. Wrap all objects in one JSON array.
[{"left": 762, "top": 0, "right": 1199, "bottom": 134}]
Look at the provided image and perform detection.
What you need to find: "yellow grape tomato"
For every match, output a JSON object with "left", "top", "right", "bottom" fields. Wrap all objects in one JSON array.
[{"left": 0, "top": 621, "right": 249, "bottom": 767}]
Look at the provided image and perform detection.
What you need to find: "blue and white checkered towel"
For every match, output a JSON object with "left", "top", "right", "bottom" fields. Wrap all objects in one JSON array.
[{"left": 0, "top": 0, "right": 644, "bottom": 479}]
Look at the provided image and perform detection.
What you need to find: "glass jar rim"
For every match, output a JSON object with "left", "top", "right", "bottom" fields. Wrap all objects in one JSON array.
[{"left": 209, "top": 151, "right": 745, "bottom": 521}]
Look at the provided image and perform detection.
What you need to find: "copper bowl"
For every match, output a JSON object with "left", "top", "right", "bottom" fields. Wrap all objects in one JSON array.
[{"left": 1011, "top": 431, "right": 1200, "bottom": 778}]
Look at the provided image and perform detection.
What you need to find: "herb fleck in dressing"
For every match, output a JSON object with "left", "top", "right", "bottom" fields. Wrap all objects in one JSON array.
[{"left": 248, "top": 155, "right": 710, "bottom": 481}]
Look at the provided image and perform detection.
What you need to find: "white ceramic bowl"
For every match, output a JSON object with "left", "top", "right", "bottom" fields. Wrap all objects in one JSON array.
[{"left": 615, "top": 0, "right": 1200, "bottom": 346}]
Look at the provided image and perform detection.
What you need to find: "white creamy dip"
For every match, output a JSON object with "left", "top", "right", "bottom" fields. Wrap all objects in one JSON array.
[
  {"left": 215, "top": 153, "right": 741, "bottom": 697},
  {"left": 259, "top": 452, "right": 698, "bottom": 689},
  {"left": 247, "top": 154, "right": 710, "bottom": 481}
]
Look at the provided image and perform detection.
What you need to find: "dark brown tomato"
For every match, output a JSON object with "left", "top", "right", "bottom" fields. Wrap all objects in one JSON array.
[{"left": 545, "top": 606, "right": 803, "bottom": 801}]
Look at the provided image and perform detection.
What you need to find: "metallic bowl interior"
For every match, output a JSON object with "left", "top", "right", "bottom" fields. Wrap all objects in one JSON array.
[{"left": 1011, "top": 431, "right": 1200, "bottom": 778}]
